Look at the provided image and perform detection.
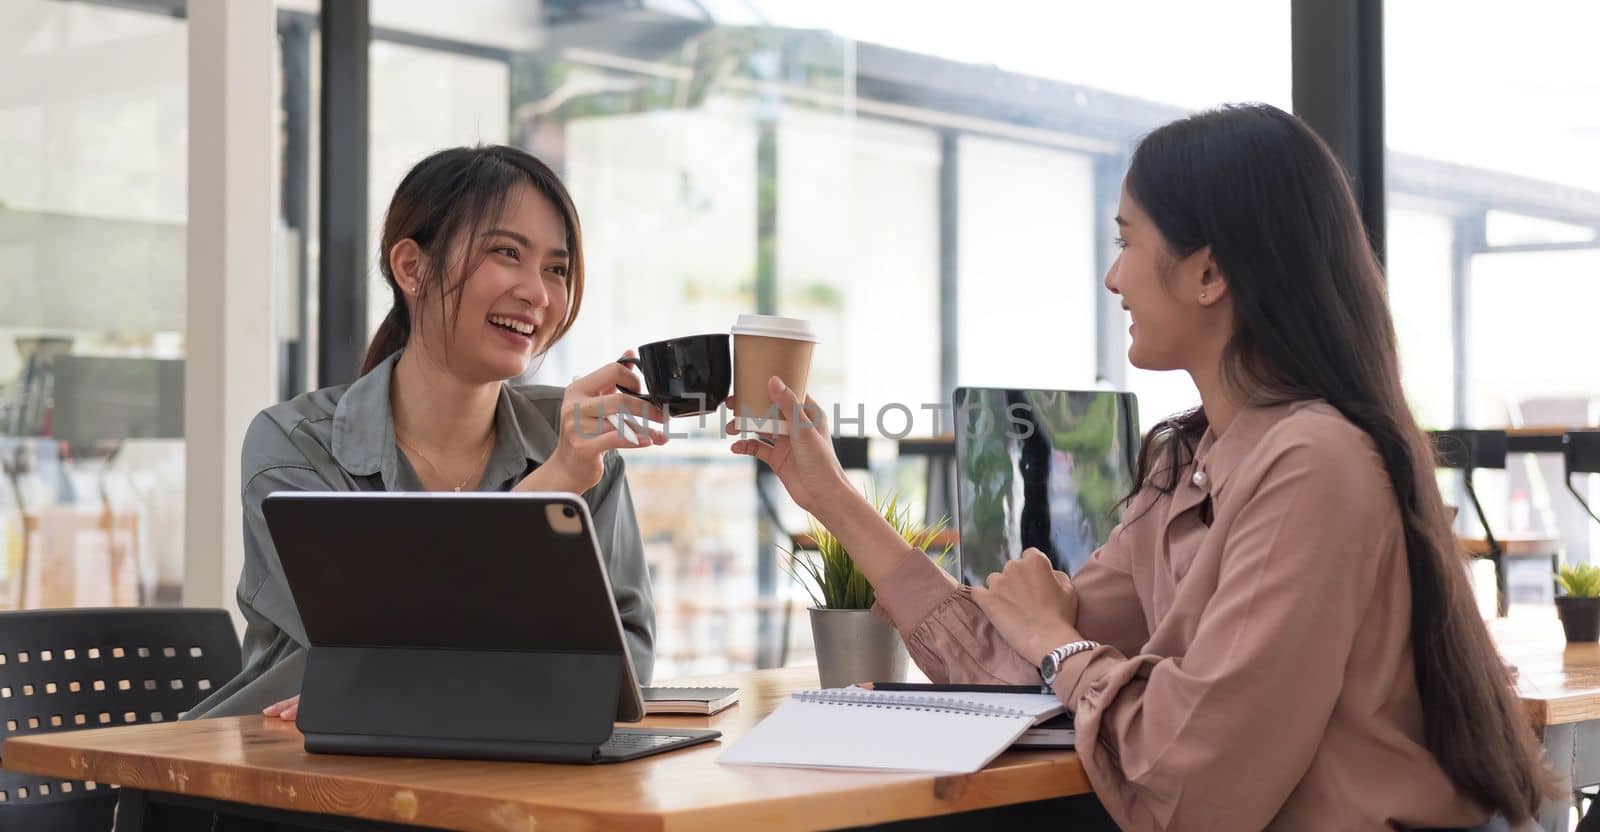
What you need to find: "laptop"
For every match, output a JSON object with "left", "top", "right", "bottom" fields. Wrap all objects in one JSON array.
[
  {"left": 953, "top": 387, "right": 1140, "bottom": 585},
  {"left": 262, "top": 491, "right": 720, "bottom": 763}
]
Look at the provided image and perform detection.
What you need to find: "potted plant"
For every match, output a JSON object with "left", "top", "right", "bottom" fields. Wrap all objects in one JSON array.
[
  {"left": 788, "top": 492, "right": 953, "bottom": 688},
  {"left": 1555, "top": 565, "right": 1600, "bottom": 642}
]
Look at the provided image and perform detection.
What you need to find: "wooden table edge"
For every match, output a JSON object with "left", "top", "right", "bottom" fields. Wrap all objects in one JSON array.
[
  {"left": 0, "top": 733, "right": 652, "bottom": 831},
  {"left": 3, "top": 728, "right": 1092, "bottom": 832},
  {"left": 1530, "top": 696, "right": 1600, "bottom": 727},
  {"left": 655, "top": 755, "right": 1093, "bottom": 832}
]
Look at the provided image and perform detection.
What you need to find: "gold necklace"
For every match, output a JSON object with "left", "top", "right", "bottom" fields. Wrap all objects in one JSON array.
[{"left": 396, "top": 432, "right": 494, "bottom": 492}]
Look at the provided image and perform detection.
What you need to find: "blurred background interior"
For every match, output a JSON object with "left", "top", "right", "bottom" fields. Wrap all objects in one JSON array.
[{"left": 1, "top": 0, "right": 1596, "bottom": 679}]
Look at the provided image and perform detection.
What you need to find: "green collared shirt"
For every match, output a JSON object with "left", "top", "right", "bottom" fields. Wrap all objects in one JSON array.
[{"left": 186, "top": 352, "right": 656, "bottom": 718}]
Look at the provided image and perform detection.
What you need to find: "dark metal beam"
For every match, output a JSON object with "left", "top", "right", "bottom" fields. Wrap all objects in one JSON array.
[
  {"left": 1391, "top": 154, "right": 1600, "bottom": 232},
  {"left": 1450, "top": 214, "right": 1485, "bottom": 427},
  {"left": 1292, "top": 0, "right": 1386, "bottom": 263},
  {"left": 318, "top": 0, "right": 370, "bottom": 385},
  {"left": 369, "top": 23, "right": 516, "bottom": 64},
  {"left": 753, "top": 115, "right": 779, "bottom": 669},
  {"left": 853, "top": 43, "right": 1177, "bottom": 152},
  {"left": 755, "top": 123, "right": 778, "bottom": 316},
  {"left": 1474, "top": 240, "right": 1600, "bottom": 255},
  {"left": 937, "top": 130, "right": 959, "bottom": 417},
  {"left": 278, "top": 16, "right": 311, "bottom": 400},
  {"left": 66, "top": 0, "right": 185, "bottom": 18}
]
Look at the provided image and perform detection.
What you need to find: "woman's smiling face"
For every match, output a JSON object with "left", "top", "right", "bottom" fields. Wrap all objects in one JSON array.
[
  {"left": 1103, "top": 183, "right": 1224, "bottom": 372},
  {"left": 404, "top": 184, "right": 572, "bottom": 383}
]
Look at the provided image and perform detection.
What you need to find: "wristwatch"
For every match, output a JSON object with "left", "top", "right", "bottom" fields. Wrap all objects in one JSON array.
[{"left": 1040, "top": 640, "right": 1101, "bottom": 687}]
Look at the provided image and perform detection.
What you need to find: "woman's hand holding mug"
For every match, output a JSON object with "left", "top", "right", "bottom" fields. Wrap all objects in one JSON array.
[{"left": 518, "top": 351, "right": 668, "bottom": 495}]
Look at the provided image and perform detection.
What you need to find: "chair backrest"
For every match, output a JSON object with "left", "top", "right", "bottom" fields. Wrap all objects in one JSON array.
[
  {"left": 832, "top": 436, "right": 870, "bottom": 472},
  {"left": 1428, "top": 429, "right": 1511, "bottom": 558},
  {"left": 1564, "top": 431, "right": 1600, "bottom": 528},
  {"left": 1431, "top": 429, "right": 1509, "bottom": 472},
  {"left": 1566, "top": 430, "right": 1600, "bottom": 475},
  {"left": 0, "top": 607, "right": 241, "bottom": 823}
]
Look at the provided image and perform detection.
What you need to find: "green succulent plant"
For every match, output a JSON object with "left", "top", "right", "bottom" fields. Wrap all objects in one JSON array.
[
  {"left": 787, "top": 491, "right": 953, "bottom": 611},
  {"left": 1556, "top": 564, "right": 1600, "bottom": 599}
]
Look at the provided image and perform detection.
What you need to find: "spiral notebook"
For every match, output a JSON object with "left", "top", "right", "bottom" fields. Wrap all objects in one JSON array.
[{"left": 717, "top": 689, "right": 1066, "bottom": 774}]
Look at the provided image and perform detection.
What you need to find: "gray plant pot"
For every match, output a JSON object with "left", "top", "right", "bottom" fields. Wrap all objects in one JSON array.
[{"left": 809, "top": 607, "right": 909, "bottom": 688}]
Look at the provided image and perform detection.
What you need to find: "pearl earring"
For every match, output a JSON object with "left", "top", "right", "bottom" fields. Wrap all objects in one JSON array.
[{"left": 1200, "top": 291, "right": 1207, "bottom": 300}]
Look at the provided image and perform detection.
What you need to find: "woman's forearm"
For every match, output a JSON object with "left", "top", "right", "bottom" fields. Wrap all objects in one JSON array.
[
  {"left": 514, "top": 460, "right": 584, "bottom": 495},
  {"left": 810, "top": 487, "right": 921, "bottom": 590}
]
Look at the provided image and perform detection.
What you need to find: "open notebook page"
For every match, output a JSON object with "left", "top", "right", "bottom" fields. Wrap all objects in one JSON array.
[{"left": 718, "top": 689, "right": 1064, "bottom": 774}]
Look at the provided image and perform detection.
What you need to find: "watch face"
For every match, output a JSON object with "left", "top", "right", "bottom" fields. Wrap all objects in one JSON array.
[{"left": 1041, "top": 653, "right": 1060, "bottom": 682}]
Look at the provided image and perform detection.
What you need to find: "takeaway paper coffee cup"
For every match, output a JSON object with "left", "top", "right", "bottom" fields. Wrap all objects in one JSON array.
[{"left": 730, "top": 314, "right": 818, "bottom": 435}]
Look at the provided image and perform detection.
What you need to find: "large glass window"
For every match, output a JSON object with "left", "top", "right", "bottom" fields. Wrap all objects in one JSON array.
[
  {"left": 955, "top": 136, "right": 1097, "bottom": 392},
  {"left": 1385, "top": 0, "right": 1600, "bottom": 568},
  {"left": 352, "top": 2, "right": 1292, "bottom": 674},
  {"left": 755, "top": 0, "right": 1294, "bottom": 430},
  {"left": 366, "top": 40, "right": 511, "bottom": 340},
  {"left": 777, "top": 111, "right": 942, "bottom": 435},
  {"left": 0, "top": 0, "right": 188, "bottom": 609}
]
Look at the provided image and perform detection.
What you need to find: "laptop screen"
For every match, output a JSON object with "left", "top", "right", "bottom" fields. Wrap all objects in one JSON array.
[{"left": 954, "top": 387, "right": 1140, "bottom": 586}]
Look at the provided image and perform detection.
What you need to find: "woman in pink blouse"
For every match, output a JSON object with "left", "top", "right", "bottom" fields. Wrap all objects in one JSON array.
[{"left": 730, "top": 104, "right": 1553, "bottom": 830}]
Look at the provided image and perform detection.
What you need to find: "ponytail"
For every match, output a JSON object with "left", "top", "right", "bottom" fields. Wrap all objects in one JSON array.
[{"left": 359, "top": 300, "right": 410, "bottom": 375}]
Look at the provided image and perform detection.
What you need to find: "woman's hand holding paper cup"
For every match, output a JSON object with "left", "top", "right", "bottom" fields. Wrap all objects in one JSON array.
[
  {"left": 727, "top": 376, "right": 850, "bottom": 515},
  {"left": 728, "top": 376, "right": 918, "bottom": 590}
]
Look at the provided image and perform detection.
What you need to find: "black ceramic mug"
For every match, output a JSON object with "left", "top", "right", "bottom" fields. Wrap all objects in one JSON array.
[{"left": 616, "top": 333, "right": 732, "bottom": 417}]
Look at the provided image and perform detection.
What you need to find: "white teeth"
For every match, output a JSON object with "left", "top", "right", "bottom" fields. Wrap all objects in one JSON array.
[{"left": 489, "top": 315, "right": 536, "bottom": 336}]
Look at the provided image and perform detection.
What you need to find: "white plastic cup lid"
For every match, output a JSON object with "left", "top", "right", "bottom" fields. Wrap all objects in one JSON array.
[{"left": 730, "top": 314, "right": 818, "bottom": 343}]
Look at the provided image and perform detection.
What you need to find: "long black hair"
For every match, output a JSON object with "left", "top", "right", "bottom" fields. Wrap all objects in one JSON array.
[
  {"left": 360, "top": 145, "right": 585, "bottom": 376},
  {"left": 1122, "top": 104, "right": 1551, "bottom": 820}
]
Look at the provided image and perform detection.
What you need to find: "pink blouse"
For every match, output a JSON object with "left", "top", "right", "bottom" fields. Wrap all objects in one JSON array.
[{"left": 873, "top": 400, "right": 1489, "bottom": 830}]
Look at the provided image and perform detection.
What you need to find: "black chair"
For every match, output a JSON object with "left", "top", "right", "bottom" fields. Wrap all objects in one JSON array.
[
  {"left": 0, "top": 607, "right": 241, "bottom": 829},
  {"left": 1565, "top": 430, "right": 1600, "bottom": 527}
]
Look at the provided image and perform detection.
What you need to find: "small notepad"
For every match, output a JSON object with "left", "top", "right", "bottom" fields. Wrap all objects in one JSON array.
[
  {"left": 718, "top": 689, "right": 1066, "bottom": 774},
  {"left": 642, "top": 686, "right": 741, "bottom": 715}
]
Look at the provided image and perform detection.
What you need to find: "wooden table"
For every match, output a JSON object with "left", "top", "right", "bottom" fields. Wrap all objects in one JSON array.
[
  {"left": 14, "top": 622, "right": 1586, "bottom": 830},
  {"left": 1506, "top": 425, "right": 1593, "bottom": 455},
  {"left": 1460, "top": 534, "right": 1565, "bottom": 559},
  {"left": 1461, "top": 534, "right": 1563, "bottom": 617},
  {"left": 2, "top": 666, "right": 1094, "bottom": 831},
  {"left": 1493, "top": 615, "right": 1600, "bottom": 831}
]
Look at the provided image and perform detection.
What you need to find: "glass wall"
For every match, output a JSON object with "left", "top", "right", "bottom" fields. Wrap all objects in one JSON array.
[
  {"left": 0, "top": 0, "right": 188, "bottom": 609},
  {"left": 13, "top": 0, "right": 1592, "bottom": 670},
  {"left": 954, "top": 136, "right": 1097, "bottom": 393},
  {"left": 366, "top": 39, "right": 512, "bottom": 341},
  {"left": 754, "top": 0, "right": 1294, "bottom": 428},
  {"left": 1385, "top": 0, "right": 1600, "bottom": 570},
  {"left": 350, "top": 1, "right": 1300, "bottom": 674},
  {"left": 528, "top": 29, "right": 855, "bottom": 674}
]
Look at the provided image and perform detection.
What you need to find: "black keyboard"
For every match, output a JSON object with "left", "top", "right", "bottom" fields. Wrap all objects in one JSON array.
[{"left": 595, "top": 727, "right": 721, "bottom": 762}]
